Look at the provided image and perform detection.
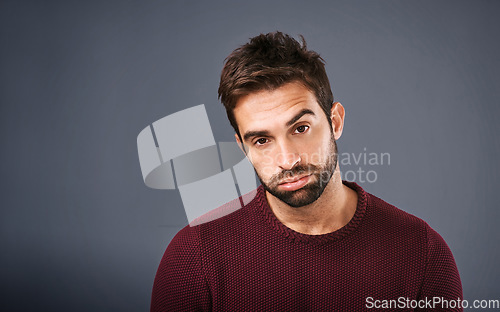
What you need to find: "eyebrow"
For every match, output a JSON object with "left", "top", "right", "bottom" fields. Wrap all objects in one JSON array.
[
  {"left": 285, "top": 108, "right": 316, "bottom": 127},
  {"left": 242, "top": 109, "right": 316, "bottom": 143},
  {"left": 243, "top": 130, "right": 271, "bottom": 143}
]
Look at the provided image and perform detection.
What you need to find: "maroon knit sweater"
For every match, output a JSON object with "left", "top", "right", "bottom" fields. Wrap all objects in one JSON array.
[{"left": 151, "top": 181, "right": 462, "bottom": 311}]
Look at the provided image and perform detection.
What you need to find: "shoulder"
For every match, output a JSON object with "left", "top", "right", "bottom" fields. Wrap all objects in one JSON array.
[
  {"left": 344, "top": 181, "right": 428, "bottom": 232},
  {"left": 363, "top": 190, "right": 458, "bottom": 266},
  {"left": 164, "top": 223, "right": 201, "bottom": 255},
  {"left": 158, "top": 189, "right": 262, "bottom": 266},
  {"left": 365, "top": 191, "right": 431, "bottom": 237},
  {"left": 187, "top": 187, "right": 265, "bottom": 239},
  {"left": 362, "top": 188, "right": 462, "bottom": 292},
  {"left": 151, "top": 224, "right": 212, "bottom": 311},
  {"left": 154, "top": 225, "right": 203, "bottom": 282},
  {"left": 359, "top": 188, "right": 457, "bottom": 263}
]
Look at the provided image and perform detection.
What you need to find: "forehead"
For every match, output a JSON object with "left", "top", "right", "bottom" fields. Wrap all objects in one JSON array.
[{"left": 233, "top": 82, "right": 321, "bottom": 133}]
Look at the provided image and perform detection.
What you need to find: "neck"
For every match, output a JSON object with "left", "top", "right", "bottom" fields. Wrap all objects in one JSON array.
[{"left": 265, "top": 166, "right": 358, "bottom": 235}]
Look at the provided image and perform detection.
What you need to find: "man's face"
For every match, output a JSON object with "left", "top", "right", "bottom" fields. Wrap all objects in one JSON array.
[{"left": 233, "top": 82, "right": 338, "bottom": 207}]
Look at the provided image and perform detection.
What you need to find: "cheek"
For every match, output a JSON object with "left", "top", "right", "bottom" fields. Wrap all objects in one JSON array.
[
  {"left": 301, "top": 136, "right": 332, "bottom": 165},
  {"left": 248, "top": 150, "right": 279, "bottom": 178}
]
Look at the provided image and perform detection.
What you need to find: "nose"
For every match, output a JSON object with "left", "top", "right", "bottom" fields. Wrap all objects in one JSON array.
[{"left": 275, "top": 140, "right": 301, "bottom": 170}]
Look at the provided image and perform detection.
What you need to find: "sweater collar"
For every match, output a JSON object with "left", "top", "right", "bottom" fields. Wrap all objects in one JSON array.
[{"left": 253, "top": 180, "right": 368, "bottom": 244}]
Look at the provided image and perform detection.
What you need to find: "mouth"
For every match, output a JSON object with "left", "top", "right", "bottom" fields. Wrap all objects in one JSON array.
[{"left": 278, "top": 174, "right": 312, "bottom": 191}]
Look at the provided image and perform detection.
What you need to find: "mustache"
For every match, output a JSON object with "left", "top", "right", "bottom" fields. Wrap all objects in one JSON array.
[{"left": 269, "top": 164, "right": 320, "bottom": 185}]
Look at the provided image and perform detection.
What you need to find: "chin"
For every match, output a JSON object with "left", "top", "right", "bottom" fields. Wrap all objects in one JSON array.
[{"left": 266, "top": 181, "right": 326, "bottom": 208}]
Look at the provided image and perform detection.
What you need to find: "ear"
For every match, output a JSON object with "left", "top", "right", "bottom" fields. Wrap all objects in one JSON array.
[{"left": 330, "top": 102, "right": 345, "bottom": 141}]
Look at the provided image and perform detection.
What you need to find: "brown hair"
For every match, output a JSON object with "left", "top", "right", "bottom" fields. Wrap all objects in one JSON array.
[{"left": 218, "top": 31, "right": 334, "bottom": 138}]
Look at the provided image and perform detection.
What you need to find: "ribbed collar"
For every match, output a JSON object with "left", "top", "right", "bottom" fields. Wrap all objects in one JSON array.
[{"left": 252, "top": 180, "right": 368, "bottom": 245}]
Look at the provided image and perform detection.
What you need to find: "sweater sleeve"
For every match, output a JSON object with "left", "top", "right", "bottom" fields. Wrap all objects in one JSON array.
[
  {"left": 150, "top": 225, "right": 211, "bottom": 312},
  {"left": 417, "top": 225, "right": 463, "bottom": 311}
]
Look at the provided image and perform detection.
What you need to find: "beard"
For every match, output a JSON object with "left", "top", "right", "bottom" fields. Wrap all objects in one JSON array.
[{"left": 256, "top": 138, "right": 338, "bottom": 208}]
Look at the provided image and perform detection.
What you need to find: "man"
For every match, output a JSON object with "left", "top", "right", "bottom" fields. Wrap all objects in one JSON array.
[{"left": 151, "top": 32, "right": 462, "bottom": 311}]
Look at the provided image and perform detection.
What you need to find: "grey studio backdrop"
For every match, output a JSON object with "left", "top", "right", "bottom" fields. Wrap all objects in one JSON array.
[{"left": 1, "top": 0, "right": 499, "bottom": 311}]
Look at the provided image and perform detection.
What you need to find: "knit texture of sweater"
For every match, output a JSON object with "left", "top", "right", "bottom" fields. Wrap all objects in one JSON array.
[{"left": 151, "top": 181, "right": 462, "bottom": 311}]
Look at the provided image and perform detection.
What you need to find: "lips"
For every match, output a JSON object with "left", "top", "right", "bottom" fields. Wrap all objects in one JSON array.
[
  {"left": 278, "top": 174, "right": 311, "bottom": 191},
  {"left": 280, "top": 174, "right": 310, "bottom": 184}
]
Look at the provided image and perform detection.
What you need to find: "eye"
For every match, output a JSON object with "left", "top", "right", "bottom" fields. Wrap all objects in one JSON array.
[
  {"left": 255, "top": 138, "right": 268, "bottom": 145},
  {"left": 294, "top": 125, "right": 309, "bottom": 134}
]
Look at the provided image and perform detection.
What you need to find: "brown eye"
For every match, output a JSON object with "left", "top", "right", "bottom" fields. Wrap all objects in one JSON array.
[
  {"left": 255, "top": 138, "right": 268, "bottom": 145},
  {"left": 295, "top": 125, "right": 309, "bottom": 133}
]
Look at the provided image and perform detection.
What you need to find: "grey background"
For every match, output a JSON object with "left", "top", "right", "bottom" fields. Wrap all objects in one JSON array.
[{"left": 1, "top": 0, "right": 499, "bottom": 311}]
